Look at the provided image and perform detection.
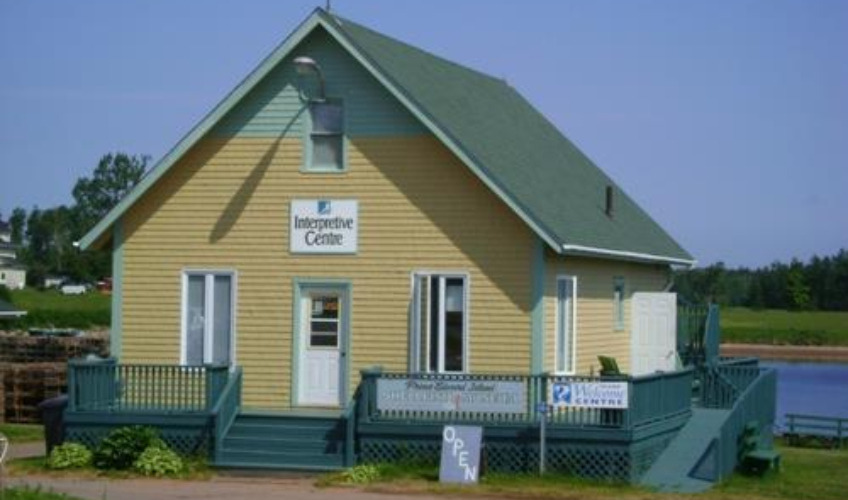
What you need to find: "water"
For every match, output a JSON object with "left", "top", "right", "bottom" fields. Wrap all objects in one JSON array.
[{"left": 762, "top": 360, "right": 848, "bottom": 431}]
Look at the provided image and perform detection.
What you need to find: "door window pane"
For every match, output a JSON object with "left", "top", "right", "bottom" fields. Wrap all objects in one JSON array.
[
  {"left": 186, "top": 275, "right": 206, "bottom": 366},
  {"left": 310, "top": 296, "right": 339, "bottom": 348}
]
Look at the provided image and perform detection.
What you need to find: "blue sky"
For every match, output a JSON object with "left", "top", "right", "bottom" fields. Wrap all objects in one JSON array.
[{"left": 1, "top": 0, "right": 846, "bottom": 268}]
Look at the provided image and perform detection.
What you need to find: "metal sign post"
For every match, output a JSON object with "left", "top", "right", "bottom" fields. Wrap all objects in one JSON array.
[{"left": 537, "top": 402, "right": 548, "bottom": 475}]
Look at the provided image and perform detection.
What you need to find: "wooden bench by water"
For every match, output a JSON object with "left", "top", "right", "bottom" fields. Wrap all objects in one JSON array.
[{"left": 785, "top": 413, "right": 847, "bottom": 448}]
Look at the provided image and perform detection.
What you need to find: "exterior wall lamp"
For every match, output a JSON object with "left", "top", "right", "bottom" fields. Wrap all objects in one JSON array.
[{"left": 294, "top": 56, "right": 326, "bottom": 101}]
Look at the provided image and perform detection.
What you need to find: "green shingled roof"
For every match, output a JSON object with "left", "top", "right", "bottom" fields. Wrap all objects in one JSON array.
[
  {"left": 327, "top": 12, "right": 692, "bottom": 264},
  {"left": 79, "top": 8, "right": 693, "bottom": 264}
]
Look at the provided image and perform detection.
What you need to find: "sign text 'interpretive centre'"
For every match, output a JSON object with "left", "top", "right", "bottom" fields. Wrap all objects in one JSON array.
[{"left": 290, "top": 199, "right": 358, "bottom": 254}]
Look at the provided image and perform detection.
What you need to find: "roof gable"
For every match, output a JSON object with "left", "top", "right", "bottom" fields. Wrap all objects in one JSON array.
[
  {"left": 330, "top": 14, "right": 692, "bottom": 265},
  {"left": 79, "top": 8, "right": 693, "bottom": 266}
]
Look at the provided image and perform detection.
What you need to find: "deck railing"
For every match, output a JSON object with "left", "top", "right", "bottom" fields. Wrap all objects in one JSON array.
[
  {"left": 677, "top": 304, "right": 709, "bottom": 365},
  {"left": 68, "top": 359, "right": 231, "bottom": 413},
  {"left": 713, "top": 367, "right": 777, "bottom": 480},
  {"left": 211, "top": 367, "right": 243, "bottom": 462},
  {"left": 699, "top": 359, "right": 762, "bottom": 409},
  {"left": 358, "top": 367, "right": 694, "bottom": 431}
]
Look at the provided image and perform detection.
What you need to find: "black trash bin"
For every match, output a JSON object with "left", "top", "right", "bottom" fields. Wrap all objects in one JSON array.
[{"left": 38, "top": 394, "right": 68, "bottom": 455}]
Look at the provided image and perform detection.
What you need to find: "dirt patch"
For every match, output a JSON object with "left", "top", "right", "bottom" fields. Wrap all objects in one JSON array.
[{"left": 721, "top": 343, "right": 848, "bottom": 362}]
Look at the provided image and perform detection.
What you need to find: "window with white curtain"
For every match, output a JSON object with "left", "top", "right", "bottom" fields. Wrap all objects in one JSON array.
[{"left": 182, "top": 271, "right": 235, "bottom": 365}]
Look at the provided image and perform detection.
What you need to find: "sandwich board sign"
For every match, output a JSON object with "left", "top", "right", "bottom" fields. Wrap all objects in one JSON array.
[{"left": 439, "top": 425, "right": 482, "bottom": 484}]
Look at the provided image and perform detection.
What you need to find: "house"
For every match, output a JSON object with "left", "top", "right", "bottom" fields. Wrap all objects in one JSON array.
[
  {"left": 0, "top": 219, "right": 26, "bottom": 290},
  {"left": 80, "top": 7, "right": 693, "bottom": 409},
  {"left": 68, "top": 9, "right": 775, "bottom": 485}
]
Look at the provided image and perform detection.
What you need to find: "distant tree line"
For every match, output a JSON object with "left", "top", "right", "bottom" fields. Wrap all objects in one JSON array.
[
  {"left": 674, "top": 250, "right": 848, "bottom": 311},
  {"left": 3, "top": 153, "right": 148, "bottom": 286}
]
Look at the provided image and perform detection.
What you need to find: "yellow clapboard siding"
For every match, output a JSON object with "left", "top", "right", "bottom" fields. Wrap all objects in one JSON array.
[
  {"left": 543, "top": 256, "right": 669, "bottom": 375},
  {"left": 121, "top": 135, "right": 534, "bottom": 409}
]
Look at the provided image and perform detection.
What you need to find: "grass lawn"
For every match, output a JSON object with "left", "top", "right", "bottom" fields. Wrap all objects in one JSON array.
[
  {"left": 5, "top": 288, "right": 110, "bottom": 328},
  {"left": 7, "top": 456, "right": 213, "bottom": 481},
  {"left": 320, "top": 444, "right": 848, "bottom": 500},
  {"left": 0, "top": 487, "right": 83, "bottom": 500},
  {"left": 721, "top": 307, "right": 848, "bottom": 346},
  {"left": 9, "top": 289, "right": 109, "bottom": 314},
  {"left": 0, "top": 423, "right": 44, "bottom": 443}
]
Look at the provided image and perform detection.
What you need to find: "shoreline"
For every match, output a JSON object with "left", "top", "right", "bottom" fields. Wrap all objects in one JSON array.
[{"left": 721, "top": 343, "right": 848, "bottom": 363}]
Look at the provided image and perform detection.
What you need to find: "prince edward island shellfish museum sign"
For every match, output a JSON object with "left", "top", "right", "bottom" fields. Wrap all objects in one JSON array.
[{"left": 377, "top": 378, "right": 527, "bottom": 414}]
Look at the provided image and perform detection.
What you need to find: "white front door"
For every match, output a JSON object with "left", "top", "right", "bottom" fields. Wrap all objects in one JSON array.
[
  {"left": 631, "top": 292, "right": 677, "bottom": 376},
  {"left": 297, "top": 286, "right": 347, "bottom": 406}
]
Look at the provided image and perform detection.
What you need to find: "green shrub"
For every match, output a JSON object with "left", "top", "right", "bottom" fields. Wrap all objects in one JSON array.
[
  {"left": 93, "top": 426, "right": 160, "bottom": 470},
  {"left": 46, "top": 442, "right": 92, "bottom": 469},
  {"left": 132, "top": 444, "right": 184, "bottom": 477},
  {"left": 341, "top": 464, "right": 381, "bottom": 484}
]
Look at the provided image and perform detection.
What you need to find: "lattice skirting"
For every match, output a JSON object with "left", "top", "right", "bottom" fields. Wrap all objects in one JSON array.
[
  {"left": 359, "top": 432, "right": 677, "bottom": 482},
  {"left": 65, "top": 421, "right": 210, "bottom": 456},
  {"left": 630, "top": 430, "right": 678, "bottom": 480}
]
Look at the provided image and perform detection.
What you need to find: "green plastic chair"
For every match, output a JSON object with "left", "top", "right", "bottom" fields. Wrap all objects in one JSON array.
[{"left": 598, "top": 356, "right": 622, "bottom": 377}]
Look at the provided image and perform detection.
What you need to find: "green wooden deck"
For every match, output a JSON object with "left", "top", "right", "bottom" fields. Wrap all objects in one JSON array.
[{"left": 63, "top": 317, "right": 777, "bottom": 487}]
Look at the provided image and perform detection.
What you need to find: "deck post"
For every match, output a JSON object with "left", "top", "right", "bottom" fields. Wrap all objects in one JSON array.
[{"left": 359, "top": 366, "right": 382, "bottom": 423}]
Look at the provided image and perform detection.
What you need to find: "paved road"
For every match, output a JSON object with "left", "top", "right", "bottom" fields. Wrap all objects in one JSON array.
[
  {"left": 6, "top": 474, "right": 460, "bottom": 500},
  {"left": 3, "top": 442, "right": 482, "bottom": 500}
]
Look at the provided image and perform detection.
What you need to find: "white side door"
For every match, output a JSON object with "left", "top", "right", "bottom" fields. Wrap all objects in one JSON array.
[
  {"left": 631, "top": 292, "right": 677, "bottom": 376},
  {"left": 298, "top": 288, "right": 346, "bottom": 406}
]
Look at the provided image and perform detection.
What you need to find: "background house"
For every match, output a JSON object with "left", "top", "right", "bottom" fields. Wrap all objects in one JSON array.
[{"left": 0, "top": 219, "right": 26, "bottom": 290}]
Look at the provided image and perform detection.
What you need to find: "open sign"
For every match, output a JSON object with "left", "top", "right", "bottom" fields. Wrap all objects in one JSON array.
[{"left": 439, "top": 425, "right": 482, "bottom": 484}]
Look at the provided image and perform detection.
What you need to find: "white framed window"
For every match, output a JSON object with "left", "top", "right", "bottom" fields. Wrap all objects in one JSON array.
[
  {"left": 613, "top": 277, "right": 625, "bottom": 331},
  {"left": 305, "top": 99, "right": 344, "bottom": 172},
  {"left": 181, "top": 270, "right": 236, "bottom": 365},
  {"left": 409, "top": 272, "right": 469, "bottom": 373},
  {"left": 555, "top": 275, "right": 577, "bottom": 374}
]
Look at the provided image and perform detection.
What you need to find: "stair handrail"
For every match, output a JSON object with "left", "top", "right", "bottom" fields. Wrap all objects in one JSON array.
[
  {"left": 713, "top": 367, "right": 777, "bottom": 481},
  {"left": 210, "top": 367, "right": 243, "bottom": 462}
]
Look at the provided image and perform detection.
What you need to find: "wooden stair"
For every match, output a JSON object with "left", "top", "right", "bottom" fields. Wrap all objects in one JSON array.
[{"left": 214, "top": 411, "right": 347, "bottom": 471}]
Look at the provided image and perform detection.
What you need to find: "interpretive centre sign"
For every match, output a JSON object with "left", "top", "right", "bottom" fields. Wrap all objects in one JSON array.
[
  {"left": 290, "top": 199, "right": 358, "bottom": 254},
  {"left": 376, "top": 377, "right": 526, "bottom": 414},
  {"left": 550, "top": 381, "right": 629, "bottom": 409}
]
